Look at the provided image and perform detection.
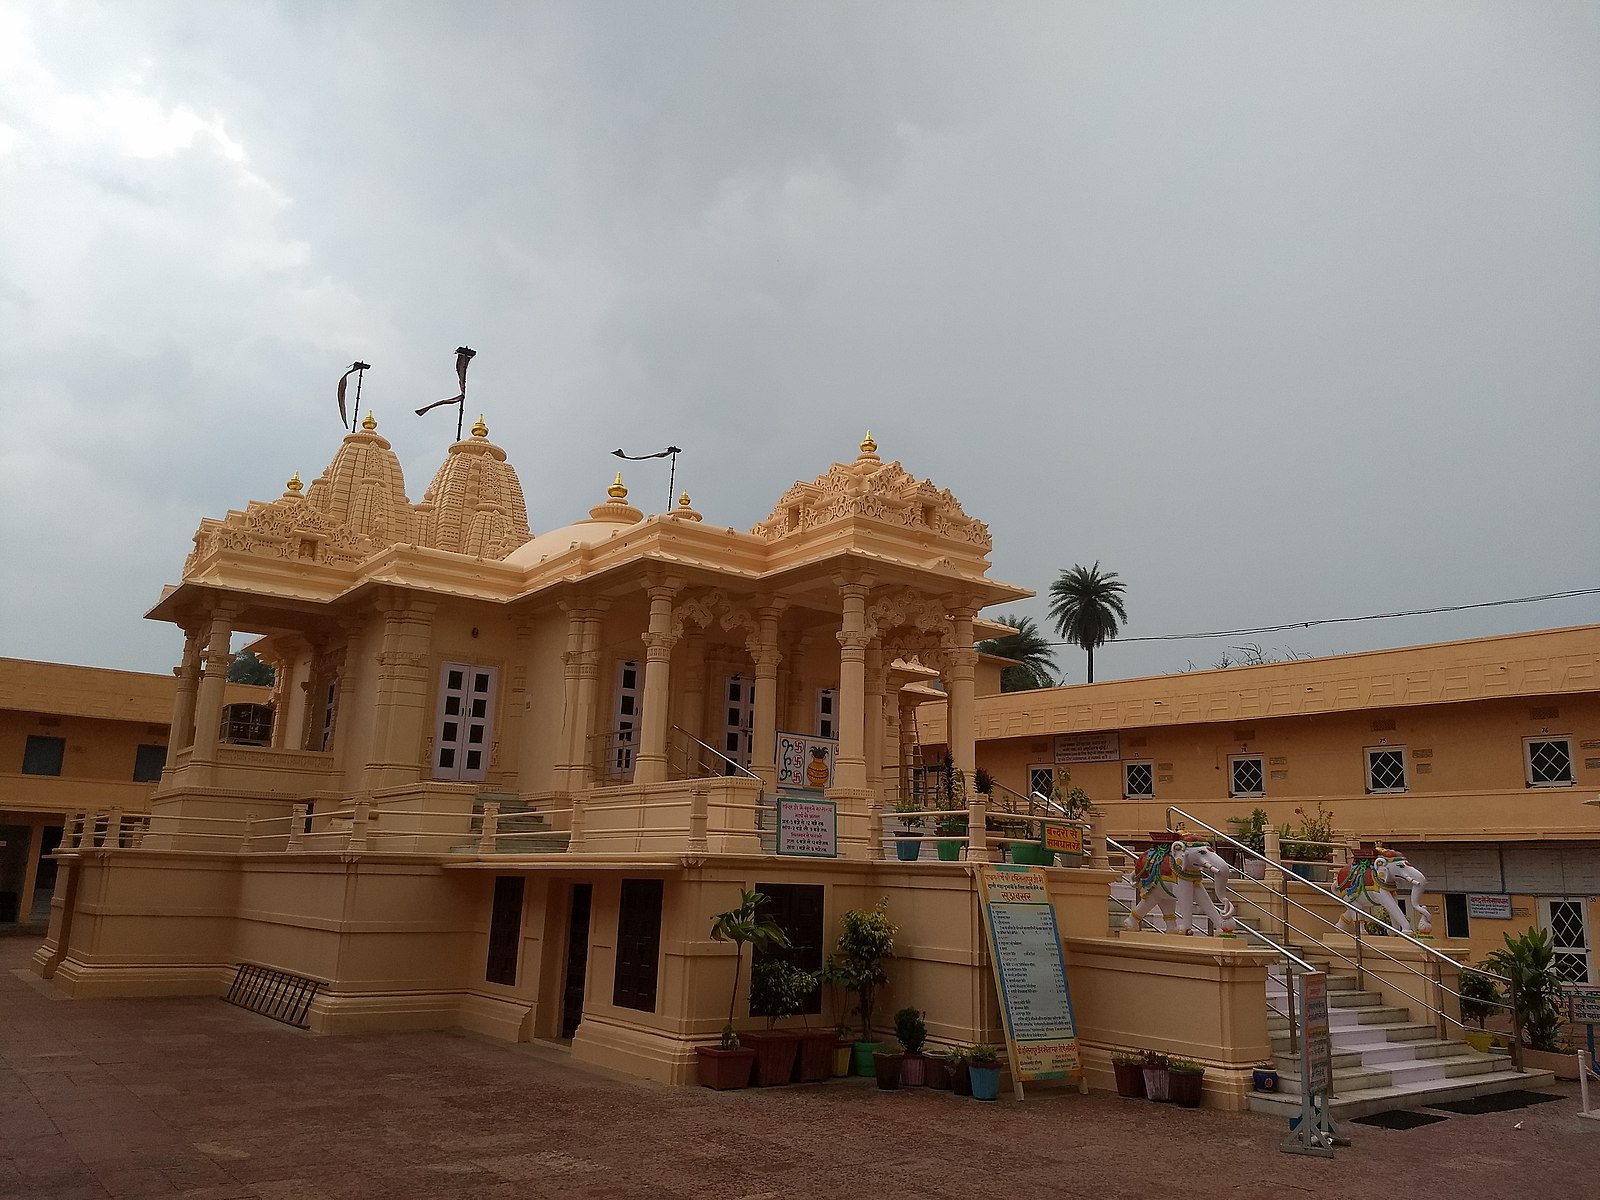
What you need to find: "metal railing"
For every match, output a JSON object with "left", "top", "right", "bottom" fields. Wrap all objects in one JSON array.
[{"left": 1164, "top": 805, "right": 1522, "bottom": 1070}]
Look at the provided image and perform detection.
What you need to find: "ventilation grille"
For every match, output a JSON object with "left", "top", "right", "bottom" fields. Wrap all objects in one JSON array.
[{"left": 224, "top": 964, "right": 321, "bottom": 1028}]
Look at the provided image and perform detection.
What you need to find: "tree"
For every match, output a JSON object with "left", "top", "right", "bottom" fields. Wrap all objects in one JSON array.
[
  {"left": 1047, "top": 561, "right": 1127, "bottom": 684},
  {"left": 708, "top": 889, "right": 791, "bottom": 1048},
  {"left": 976, "top": 613, "right": 1058, "bottom": 692},
  {"left": 227, "top": 649, "right": 275, "bottom": 686}
]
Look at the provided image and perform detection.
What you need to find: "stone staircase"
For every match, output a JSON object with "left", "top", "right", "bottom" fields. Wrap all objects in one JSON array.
[
  {"left": 460, "top": 792, "right": 571, "bottom": 854},
  {"left": 1250, "top": 963, "right": 1553, "bottom": 1119}
]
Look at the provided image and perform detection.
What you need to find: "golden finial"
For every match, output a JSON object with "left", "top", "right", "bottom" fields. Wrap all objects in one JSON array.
[
  {"left": 608, "top": 472, "right": 629, "bottom": 500},
  {"left": 362, "top": 411, "right": 377, "bottom": 431},
  {"left": 471, "top": 413, "right": 488, "bottom": 438},
  {"left": 678, "top": 490, "right": 692, "bottom": 508},
  {"left": 860, "top": 429, "right": 877, "bottom": 454},
  {"left": 286, "top": 471, "right": 303, "bottom": 494}
]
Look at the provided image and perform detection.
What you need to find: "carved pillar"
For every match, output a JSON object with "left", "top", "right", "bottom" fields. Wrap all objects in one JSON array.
[
  {"left": 557, "top": 603, "right": 586, "bottom": 793},
  {"left": 169, "top": 625, "right": 204, "bottom": 752},
  {"left": 569, "top": 605, "right": 608, "bottom": 791},
  {"left": 749, "top": 606, "right": 784, "bottom": 791},
  {"left": 945, "top": 607, "right": 979, "bottom": 783},
  {"left": 363, "top": 595, "right": 436, "bottom": 791},
  {"left": 832, "top": 579, "right": 872, "bottom": 793},
  {"left": 680, "top": 633, "right": 707, "bottom": 748},
  {"left": 189, "top": 607, "right": 235, "bottom": 763},
  {"left": 864, "top": 639, "right": 885, "bottom": 796},
  {"left": 634, "top": 577, "right": 682, "bottom": 785},
  {"left": 502, "top": 615, "right": 536, "bottom": 793}
]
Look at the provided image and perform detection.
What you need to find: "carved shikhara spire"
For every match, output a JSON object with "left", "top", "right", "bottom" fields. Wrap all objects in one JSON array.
[
  {"left": 417, "top": 415, "right": 530, "bottom": 558},
  {"left": 750, "top": 433, "right": 991, "bottom": 551}
]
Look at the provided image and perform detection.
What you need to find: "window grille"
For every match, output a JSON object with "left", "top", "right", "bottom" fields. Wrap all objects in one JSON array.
[
  {"left": 1367, "top": 748, "right": 1407, "bottom": 793},
  {"left": 1525, "top": 738, "right": 1574, "bottom": 787},
  {"left": 1124, "top": 761, "right": 1154, "bottom": 799}
]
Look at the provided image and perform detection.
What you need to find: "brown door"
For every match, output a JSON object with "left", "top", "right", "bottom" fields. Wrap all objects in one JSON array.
[{"left": 560, "top": 884, "right": 592, "bottom": 1039}]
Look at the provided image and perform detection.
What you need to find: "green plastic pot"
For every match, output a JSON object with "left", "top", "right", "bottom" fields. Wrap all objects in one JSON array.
[{"left": 853, "top": 1041, "right": 883, "bottom": 1076}]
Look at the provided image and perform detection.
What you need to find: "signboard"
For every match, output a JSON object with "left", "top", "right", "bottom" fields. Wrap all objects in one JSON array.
[
  {"left": 1053, "top": 732, "right": 1120, "bottom": 764},
  {"left": 1301, "top": 971, "right": 1332, "bottom": 1095},
  {"left": 1466, "top": 893, "right": 1513, "bottom": 920},
  {"left": 776, "top": 796, "right": 837, "bottom": 858},
  {"left": 1042, "top": 822, "right": 1083, "bottom": 856},
  {"left": 776, "top": 732, "right": 836, "bottom": 791},
  {"left": 978, "top": 865, "right": 1081, "bottom": 1099},
  {"left": 1567, "top": 984, "right": 1600, "bottom": 1025}
]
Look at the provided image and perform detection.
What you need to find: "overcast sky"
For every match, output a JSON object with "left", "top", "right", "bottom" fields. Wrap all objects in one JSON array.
[{"left": 2, "top": 1, "right": 1596, "bottom": 684}]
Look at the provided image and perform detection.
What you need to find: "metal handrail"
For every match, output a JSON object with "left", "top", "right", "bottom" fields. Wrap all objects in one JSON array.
[
  {"left": 668, "top": 725, "right": 761, "bottom": 783},
  {"left": 1163, "top": 805, "right": 1522, "bottom": 1065}
]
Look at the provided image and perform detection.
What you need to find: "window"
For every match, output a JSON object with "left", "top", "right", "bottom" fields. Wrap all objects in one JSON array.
[
  {"left": 610, "top": 660, "right": 639, "bottom": 781},
  {"left": 816, "top": 688, "right": 838, "bottom": 739},
  {"left": 1525, "top": 738, "right": 1574, "bottom": 787},
  {"left": 1229, "top": 755, "right": 1264, "bottom": 798},
  {"left": 1028, "top": 766, "right": 1055, "bottom": 803},
  {"left": 485, "top": 876, "right": 525, "bottom": 986},
  {"left": 316, "top": 681, "right": 338, "bottom": 751},
  {"left": 1366, "top": 747, "right": 1407, "bottom": 793},
  {"left": 613, "top": 878, "right": 664, "bottom": 1011},
  {"left": 221, "top": 703, "right": 273, "bottom": 746},
  {"left": 722, "top": 674, "right": 753, "bottom": 773},
  {"left": 1124, "top": 761, "right": 1154, "bottom": 799},
  {"left": 21, "top": 735, "right": 65, "bottom": 776},
  {"left": 132, "top": 744, "right": 167, "bottom": 783},
  {"left": 433, "top": 662, "right": 497, "bottom": 782}
]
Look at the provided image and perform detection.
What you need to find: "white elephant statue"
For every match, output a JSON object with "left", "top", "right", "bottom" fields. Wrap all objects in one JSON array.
[
  {"left": 1335, "top": 843, "right": 1432, "bottom": 936},
  {"left": 1123, "top": 835, "right": 1237, "bottom": 935}
]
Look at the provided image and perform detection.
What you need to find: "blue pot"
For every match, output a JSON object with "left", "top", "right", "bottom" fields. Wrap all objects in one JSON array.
[
  {"left": 1252, "top": 1067, "right": 1278, "bottom": 1092},
  {"left": 895, "top": 839, "right": 921, "bottom": 861},
  {"left": 969, "top": 1064, "right": 1001, "bottom": 1100}
]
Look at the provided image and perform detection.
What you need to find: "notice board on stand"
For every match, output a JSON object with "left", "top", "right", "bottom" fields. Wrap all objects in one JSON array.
[{"left": 978, "top": 864, "right": 1082, "bottom": 1100}]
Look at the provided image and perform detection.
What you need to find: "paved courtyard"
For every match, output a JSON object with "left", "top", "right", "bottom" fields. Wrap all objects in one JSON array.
[{"left": 3, "top": 938, "right": 1596, "bottom": 1199}]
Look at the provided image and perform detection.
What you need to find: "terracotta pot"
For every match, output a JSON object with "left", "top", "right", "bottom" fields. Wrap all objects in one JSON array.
[
  {"left": 695, "top": 1045, "right": 756, "bottom": 1090},
  {"left": 1169, "top": 1069, "right": 1204, "bottom": 1108},
  {"left": 951, "top": 1059, "right": 972, "bottom": 1096},
  {"left": 742, "top": 1031, "right": 800, "bottom": 1087},
  {"left": 1112, "top": 1060, "right": 1146, "bottom": 1098},
  {"left": 797, "top": 1030, "right": 835, "bottom": 1083},
  {"left": 924, "top": 1053, "right": 951, "bottom": 1090},
  {"left": 899, "top": 1052, "right": 926, "bottom": 1086},
  {"left": 873, "top": 1051, "right": 904, "bottom": 1090}
]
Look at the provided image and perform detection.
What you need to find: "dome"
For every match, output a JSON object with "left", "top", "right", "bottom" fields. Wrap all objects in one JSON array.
[
  {"left": 415, "top": 416, "right": 531, "bottom": 559},
  {"left": 304, "top": 413, "right": 416, "bottom": 545},
  {"left": 503, "top": 471, "right": 645, "bottom": 567}
]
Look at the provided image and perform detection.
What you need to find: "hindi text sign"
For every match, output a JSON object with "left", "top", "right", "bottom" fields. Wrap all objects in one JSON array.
[
  {"left": 1042, "top": 822, "right": 1083, "bottom": 856},
  {"left": 777, "top": 797, "right": 837, "bottom": 858}
]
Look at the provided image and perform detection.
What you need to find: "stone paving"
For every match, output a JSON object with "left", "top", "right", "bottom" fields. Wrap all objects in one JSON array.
[{"left": 2, "top": 938, "right": 1595, "bottom": 1199}]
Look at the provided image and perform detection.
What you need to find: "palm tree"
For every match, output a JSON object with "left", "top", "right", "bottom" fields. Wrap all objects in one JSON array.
[
  {"left": 1048, "top": 562, "right": 1128, "bottom": 684},
  {"left": 976, "top": 613, "right": 1058, "bottom": 692}
]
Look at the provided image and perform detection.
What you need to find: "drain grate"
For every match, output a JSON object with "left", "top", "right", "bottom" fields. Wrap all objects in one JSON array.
[
  {"left": 1352, "top": 1109, "right": 1448, "bottom": 1130},
  {"left": 1426, "top": 1089, "right": 1563, "bottom": 1116},
  {"left": 224, "top": 963, "right": 321, "bottom": 1028}
]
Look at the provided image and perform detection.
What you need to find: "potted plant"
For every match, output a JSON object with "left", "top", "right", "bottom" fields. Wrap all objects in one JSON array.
[
  {"left": 1251, "top": 1060, "right": 1279, "bottom": 1092},
  {"left": 746, "top": 958, "right": 811, "bottom": 1086},
  {"left": 967, "top": 1043, "right": 1003, "bottom": 1101},
  {"left": 1231, "top": 808, "right": 1270, "bottom": 878},
  {"left": 948, "top": 1047, "right": 972, "bottom": 1096},
  {"left": 924, "top": 1048, "right": 952, "bottom": 1090},
  {"left": 696, "top": 889, "right": 790, "bottom": 1089},
  {"left": 822, "top": 900, "right": 897, "bottom": 1076},
  {"left": 894, "top": 1006, "right": 928, "bottom": 1086},
  {"left": 1111, "top": 1049, "right": 1146, "bottom": 1098},
  {"left": 1459, "top": 967, "right": 1503, "bottom": 1053},
  {"left": 831, "top": 1021, "right": 855, "bottom": 1078},
  {"left": 1168, "top": 1058, "right": 1205, "bottom": 1108},
  {"left": 890, "top": 798, "right": 924, "bottom": 861},
  {"left": 1278, "top": 803, "right": 1336, "bottom": 881},
  {"left": 1485, "top": 928, "right": 1568, "bottom": 1069},
  {"left": 934, "top": 765, "right": 969, "bottom": 861},
  {"left": 972, "top": 766, "right": 994, "bottom": 797},
  {"left": 1140, "top": 1049, "right": 1171, "bottom": 1102}
]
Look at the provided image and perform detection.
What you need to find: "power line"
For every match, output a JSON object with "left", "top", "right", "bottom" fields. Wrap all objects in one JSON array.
[{"left": 1035, "top": 587, "right": 1600, "bottom": 648}]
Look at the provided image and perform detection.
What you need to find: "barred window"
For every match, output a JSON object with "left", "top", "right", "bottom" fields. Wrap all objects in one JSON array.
[
  {"left": 1124, "top": 761, "right": 1154, "bottom": 799},
  {"left": 1229, "top": 756, "right": 1265, "bottom": 798},
  {"left": 1524, "top": 738, "right": 1574, "bottom": 787},
  {"left": 1367, "top": 747, "right": 1407, "bottom": 793}
]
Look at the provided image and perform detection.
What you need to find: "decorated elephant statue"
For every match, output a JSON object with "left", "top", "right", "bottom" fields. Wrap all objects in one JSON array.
[
  {"left": 1123, "top": 833, "right": 1237, "bottom": 935},
  {"left": 1335, "top": 842, "right": 1432, "bottom": 936}
]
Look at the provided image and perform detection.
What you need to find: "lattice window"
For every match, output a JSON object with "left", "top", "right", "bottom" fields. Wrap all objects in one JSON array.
[
  {"left": 1525, "top": 738, "right": 1574, "bottom": 787},
  {"left": 1367, "top": 748, "right": 1407, "bottom": 793},
  {"left": 1547, "top": 900, "right": 1590, "bottom": 983},
  {"left": 1124, "top": 761, "right": 1154, "bottom": 799},
  {"left": 1028, "top": 766, "right": 1055, "bottom": 801},
  {"left": 1230, "top": 756, "right": 1265, "bottom": 798}
]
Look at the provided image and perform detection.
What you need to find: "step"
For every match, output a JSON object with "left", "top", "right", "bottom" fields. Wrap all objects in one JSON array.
[
  {"left": 1247, "top": 1067, "right": 1557, "bottom": 1121},
  {"left": 1275, "top": 1052, "right": 1502, "bottom": 1096}
]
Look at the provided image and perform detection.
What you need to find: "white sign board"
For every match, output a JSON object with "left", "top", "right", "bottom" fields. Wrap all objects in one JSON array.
[
  {"left": 776, "top": 797, "right": 837, "bottom": 857},
  {"left": 776, "top": 732, "right": 836, "bottom": 791},
  {"left": 979, "top": 866, "right": 1080, "bottom": 1094},
  {"left": 1301, "top": 971, "right": 1332, "bottom": 1095},
  {"left": 1466, "top": 893, "right": 1513, "bottom": 920},
  {"left": 1053, "top": 731, "right": 1120, "bottom": 765}
]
